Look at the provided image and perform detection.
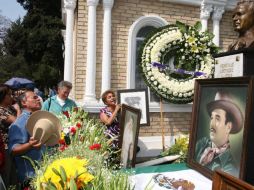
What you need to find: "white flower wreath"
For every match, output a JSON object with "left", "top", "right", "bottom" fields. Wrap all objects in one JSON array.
[{"left": 141, "top": 22, "right": 218, "bottom": 104}]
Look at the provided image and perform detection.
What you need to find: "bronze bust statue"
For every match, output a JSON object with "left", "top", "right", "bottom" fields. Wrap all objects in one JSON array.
[{"left": 228, "top": 0, "right": 254, "bottom": 51}]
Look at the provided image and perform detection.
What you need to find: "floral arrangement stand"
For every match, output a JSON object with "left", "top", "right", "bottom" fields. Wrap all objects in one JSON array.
[{"left": 140, "top": 21, "right": 218, "bottom": 104}]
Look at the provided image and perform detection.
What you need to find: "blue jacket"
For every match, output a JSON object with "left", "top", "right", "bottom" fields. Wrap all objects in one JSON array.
[{"left": 42, "top": 95, "right": 77, "bottom": 115}]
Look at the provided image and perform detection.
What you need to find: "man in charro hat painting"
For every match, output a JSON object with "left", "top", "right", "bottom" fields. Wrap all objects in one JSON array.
[
  {"left": 228, "top": 0, "right": 254, "bottom": 51},
  {"left": 195, "top": 90, "right": 244, "bottom": 177}
]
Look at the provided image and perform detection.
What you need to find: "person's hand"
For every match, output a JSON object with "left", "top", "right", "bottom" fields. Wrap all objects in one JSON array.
[
  {"left": 13, "top": 103, "right": 21, "bottom": 116},
  {"left": 115, "top": 104, "right": 121, "bottom": 112},
  {"left": 29, "top": 137, "right": 42, "bottom": 149}
]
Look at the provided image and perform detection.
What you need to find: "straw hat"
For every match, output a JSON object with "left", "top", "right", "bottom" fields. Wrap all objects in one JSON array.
[
  {"left": 207, "top": 90, "right": 243, "bottom": 134},
  {"left": 26, "top": 110, "right": 62, "bottom": 146}
]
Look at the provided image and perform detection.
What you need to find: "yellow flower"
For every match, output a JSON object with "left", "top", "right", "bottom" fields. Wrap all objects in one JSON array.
[
  {"left": 38, "top": 157, "right": 94, "bottom": 189},
  {"left": 187, "top": 36, "right": 196, "bottom": 44},
  {"left": 61, "top": 132, "right": 65, "bottom": 139},
  {"left": 191, "top": 45, "right": 199, "bottom": 53}
]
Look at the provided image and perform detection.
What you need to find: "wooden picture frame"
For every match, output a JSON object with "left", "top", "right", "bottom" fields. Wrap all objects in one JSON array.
[
  {"left": 117, "top": 89, "right": 150, "bottom": 126},
  {"left": 119, "top": 104, "right": 141, "bottom": 168},
  {"left": 187, "top": 77, "right": 254, "bottom": 182},
  {"left": 212, "top": 170, "right": 254, "bottom": 190}
]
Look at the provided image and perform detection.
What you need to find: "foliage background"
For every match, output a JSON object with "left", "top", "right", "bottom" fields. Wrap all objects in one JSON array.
[{"left": 0, "top": 0, "right": 64, "bottom": 90}]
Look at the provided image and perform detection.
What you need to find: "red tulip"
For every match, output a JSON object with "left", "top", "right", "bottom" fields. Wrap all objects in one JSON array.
[
  {"left": 76, "top": 122, "right": 82, "bottom": 128},
  {"left": 89, "top": 144, "right": 101, "bottom": 150},
  {"left": 70, "top": 127, "right": 76, "bottom": 134},
  {"left": 62, "top": 111, "right": 70, "bottom": 118}
]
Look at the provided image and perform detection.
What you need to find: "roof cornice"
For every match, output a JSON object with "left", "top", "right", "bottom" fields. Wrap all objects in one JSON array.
[{"left": 159, "top": 0, "right": 237, "bottom": 10}]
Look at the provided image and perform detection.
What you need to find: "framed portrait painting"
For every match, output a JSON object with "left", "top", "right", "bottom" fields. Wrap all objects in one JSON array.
[
  {"left": 117, "top": 88, "right": 150, "bottom": 126},
  {"left": 119, "top": 104, "right": 141, "bottom": 168},
  {"left": 187, "top": 76, "right": 254, "bottom": 183}
]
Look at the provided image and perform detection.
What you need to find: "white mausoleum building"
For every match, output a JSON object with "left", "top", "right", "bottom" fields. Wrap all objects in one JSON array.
[{"left": 61, "top": 0, "right": 238, "bottom": 143}]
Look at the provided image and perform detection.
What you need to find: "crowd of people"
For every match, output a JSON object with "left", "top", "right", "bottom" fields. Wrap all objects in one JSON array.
[{"left": 0, "top": 80, "right": 123, "bottom": 189}]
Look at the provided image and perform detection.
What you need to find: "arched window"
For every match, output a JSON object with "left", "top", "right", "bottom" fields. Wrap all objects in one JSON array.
[
  {"left": 127, "top": 16, "right": 168, "bottom": 103},
  {"left": 135, "top": 26, "right": 160, "bottom": 102}
]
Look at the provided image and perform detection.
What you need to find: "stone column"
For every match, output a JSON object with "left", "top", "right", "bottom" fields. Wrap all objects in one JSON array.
[
  {"left": 200, "top": 1, "right": 213, "bottom": 32},
  {"left": 101, "top": 0, "right": 114, "bottom": 96},
  {"left": 212, "top": 6, "right": 225, "bottom": 46},
  {"left": 64, "top": 0, "right": 77, "bottom": 82},
  {"left": 84, "top": 0, "right": 99, "bottom": 102}
]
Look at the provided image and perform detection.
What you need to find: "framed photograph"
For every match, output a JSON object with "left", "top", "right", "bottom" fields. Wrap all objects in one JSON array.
[
  {"left": 212, "top": 170, "right": 254, "bottom": 190},
  {"left": 187, "top": 77, "right": 254, "bottom": 181},
  {"left": 119, "top": 104, "right": 141, "bottom": 168},
  {"left": 117, "top": 88, "right": 150, "bottom": 126}
]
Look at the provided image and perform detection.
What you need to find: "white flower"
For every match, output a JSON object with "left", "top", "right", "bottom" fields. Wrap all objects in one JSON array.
[
  {"left": 63, "top": 127, "right": 70, "bottom": 134},
  {"left": 141, "top": 23, "right": 216, "bottom": 103}
]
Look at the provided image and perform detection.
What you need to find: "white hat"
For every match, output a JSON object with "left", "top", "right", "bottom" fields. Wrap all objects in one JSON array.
[{"left": 26, "top": 110, "right": 62, "bottom": 146}]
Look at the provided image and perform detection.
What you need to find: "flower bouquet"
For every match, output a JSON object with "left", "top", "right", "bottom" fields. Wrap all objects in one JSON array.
[
  {"left": 160, "top": 134, "right": 189, "bottom": 163},
  {"left": 33, "top": 140, "right": 132, "bottom": 190},
  {"left": 31, "top": 108, "right": 132, "bottom": 190},
  {"left": 56, "top": 108, "right": 120, "bottom": 168}
]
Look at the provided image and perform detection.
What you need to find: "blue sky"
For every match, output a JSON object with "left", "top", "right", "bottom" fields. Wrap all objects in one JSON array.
[{"left": 0, "top": 0, "right": 26, "bottom": 21}]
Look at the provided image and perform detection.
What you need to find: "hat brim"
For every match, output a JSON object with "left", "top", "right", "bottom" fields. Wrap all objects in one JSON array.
[
  {"left": 207, "top": 100, "right": 243, "bottom": 134},
  {"left": 26, "top": 110, "right": 62, "bottom": 146}
]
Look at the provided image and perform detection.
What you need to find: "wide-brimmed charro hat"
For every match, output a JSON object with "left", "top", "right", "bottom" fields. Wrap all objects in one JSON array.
[
  {"left": 26, "top": 110, "right": 62, "bottom": 146},
  {"left": 207, "top": 90, "right": 243, "bottom": 134}
]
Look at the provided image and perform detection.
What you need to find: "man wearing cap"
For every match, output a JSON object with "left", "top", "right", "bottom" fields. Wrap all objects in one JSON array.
[
  {"left": 8, "top": 90, "right": 45, "bottom": 187},
  {"left": 42, "top": 80, "right": 77, "bottom": 115},
  {"left": 195, "top": 90, "right": 243, "bottom": 177}
]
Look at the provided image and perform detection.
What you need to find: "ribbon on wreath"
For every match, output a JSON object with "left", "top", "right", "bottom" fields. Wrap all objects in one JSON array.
[{"left": 151, "top": 62, "right": 206, "bottom": 77}]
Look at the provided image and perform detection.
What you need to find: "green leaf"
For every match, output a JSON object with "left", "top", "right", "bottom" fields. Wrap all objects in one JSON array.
[
  {"left": 194, "top": 21, "right": 202, "bottom": 31},
  {"left": 45, "top": 181, "right": 58, "bottom": 190},
  {"left": 52, "top": 167, "right": 61, "bottom": 177},
  {"left": 59, "top": 166, "right": 67, "bottom": 182},
  {"left": 74, "top": 171, "right": 85, "bottom": 180},
  {"left": 21, "top": 155, "right": 37, "bottom": 169},
  {"left": 70, "top": 178, "right": 78, "bottom": 190},
  {"left": 51, "top": 169, "right": 65, "bottom": 189},
  {"left": 176, "top": 21, "right": 187, "bottom": 33},
  {"left": 59, "top": 180, "right": 65, "bottom": 190}
]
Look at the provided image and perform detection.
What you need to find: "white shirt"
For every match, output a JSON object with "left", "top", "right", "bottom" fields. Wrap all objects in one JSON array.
[{"left": 56, "top": 96, "right": 65, "bottom": 106}]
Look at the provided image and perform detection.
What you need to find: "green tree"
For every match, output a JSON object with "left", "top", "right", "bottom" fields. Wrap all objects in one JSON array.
[{"left": 0, "top": 0, "right": 64, "bottom": 89}]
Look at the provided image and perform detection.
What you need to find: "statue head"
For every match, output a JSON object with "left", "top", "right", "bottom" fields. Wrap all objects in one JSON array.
[{"left": 233, "top": 0, "right": 254, "bottom": 35}]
